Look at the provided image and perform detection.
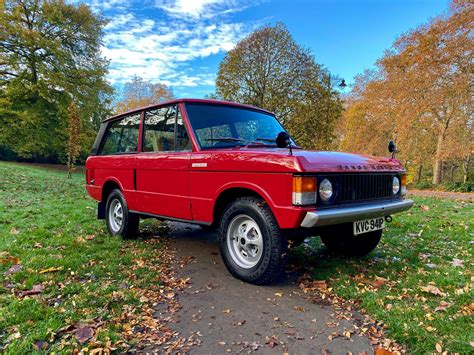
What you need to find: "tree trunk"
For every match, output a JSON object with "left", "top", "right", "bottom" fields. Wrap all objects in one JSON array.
[
  {"left": 433, "top": 124, "right": 448, "bottom": 185},
  {"left": 450, "top": 164, "right": 457, "bottom": 182},
  {"left": 417, "top": 164, "right": 423, "bottom": 183},
  {"left": 432, "top": 128, "right": 446, "bottom": 185},
  {"left": 463, "top": 154, "right": 471, "bottom": 183}
]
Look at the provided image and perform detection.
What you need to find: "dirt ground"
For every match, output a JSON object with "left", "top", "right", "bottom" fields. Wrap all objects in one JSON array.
[
  {"left": 150, "top": 223, "right": 375, "bottom": 354},
  {"left": 408, "top": 189, "right": 473, "bottom": 201}
]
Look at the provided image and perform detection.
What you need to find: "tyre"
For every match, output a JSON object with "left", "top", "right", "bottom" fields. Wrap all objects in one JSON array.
[
  {"left": 105, "top": 189, "right": 139, "bottom": 239},
  {"left": 320, "top": 223, "right": 382, "bottom": 256},
  {"left": 218, "top": 197, "right": 288, "bottom": 285}
]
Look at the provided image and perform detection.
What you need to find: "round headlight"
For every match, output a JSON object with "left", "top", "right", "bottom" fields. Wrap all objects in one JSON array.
[
  {"left": 392, "top": 176, "right": 400, "bottom": 195},
  {"left": 319, "top": 178, "right": 333, "bottom": 202}
]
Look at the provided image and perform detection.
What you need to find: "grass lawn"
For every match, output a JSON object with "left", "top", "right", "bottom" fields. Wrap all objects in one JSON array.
[
  {"left": 294, "top": 194, "right": 473, "bottom": 353},
  {"left": 1, "top": 162, "right": 472, "bottom": 353},
  {"left": 0, "top": 162, "right": 177, "bottom": 353}
]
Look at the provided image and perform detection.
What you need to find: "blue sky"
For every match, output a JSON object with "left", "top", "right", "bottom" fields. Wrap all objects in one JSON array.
[{"left": 77, "top": 0, "right": 450, "bottom": 98}]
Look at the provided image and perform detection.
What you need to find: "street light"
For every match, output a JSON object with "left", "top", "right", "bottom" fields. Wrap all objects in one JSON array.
[{"left": 339, "top": 79, "right": 347, "bottom": 89}]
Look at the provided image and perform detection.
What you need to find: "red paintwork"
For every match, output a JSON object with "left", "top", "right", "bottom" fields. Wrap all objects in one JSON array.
[{"left": 85, "top": 99, "right": 405, "bottom": 229}]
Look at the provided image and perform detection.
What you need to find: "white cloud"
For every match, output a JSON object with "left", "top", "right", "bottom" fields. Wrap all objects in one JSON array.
[
  {"left": 72, "top": 0, "right": 262, "bottom": 95},
  {"left": 155, "top": 0, "right": 230, "bottom": 19},
  {"left": 101, "top": 12, "right": 248, "bottom": 89}
]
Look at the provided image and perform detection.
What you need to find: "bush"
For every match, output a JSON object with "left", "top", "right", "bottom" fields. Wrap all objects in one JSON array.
[
  {"left": 442, "top": 182, "right": 473, "bottom": 192},
  {"left": 412, "top": 181, "right": 434, "bottom": 190}
]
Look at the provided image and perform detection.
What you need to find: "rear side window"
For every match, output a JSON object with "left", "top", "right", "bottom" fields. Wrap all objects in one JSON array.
[
  {"left": 100, "top": 113, "right": 141, "bottom": 155},
  {"left": 143, "top": 105, "right": 190, "bottom": 152}
]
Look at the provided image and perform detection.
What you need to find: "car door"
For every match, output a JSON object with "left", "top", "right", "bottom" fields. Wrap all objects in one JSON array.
[{"left": 134, "top": 104, "right": 192, "bottom": 220}]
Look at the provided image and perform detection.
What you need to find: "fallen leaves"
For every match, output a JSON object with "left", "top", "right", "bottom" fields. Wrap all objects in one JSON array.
[
  {"left": 75, "top": 326, "right": 94, "bottom": 343},
  {"left": 371, "top": 276, "right": 389, "bottom": 288},
  {"left": 420, "top": 285, "right": 446, "bottom": 297},
  {"left": 451, "top": 258, "right": 464, "bottom": 267},
  {"left": 420, "top": 205, "right": 430, "bottom": 211},
  {"left": 0, "top": 255, "right": 20, "bottom": 264},
  {"left": 19, "top": 284, "right": 44, "bottom": 297},
  {"left": 299, "top": 279, "right": 328, "bottom": 292},
  {"left": 434, "top": 301, "right": 452, "bottom": 312},
  {"left": 33, "top": 340, "right": 49, "bottom": 350},
  {"left": 4, "top": 264, "right": 22, "bottom": 275}
]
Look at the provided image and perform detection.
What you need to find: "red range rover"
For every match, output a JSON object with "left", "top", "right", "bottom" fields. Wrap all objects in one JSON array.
[{"left": 85, "top": 99, "right": 413, "bottom": 284}]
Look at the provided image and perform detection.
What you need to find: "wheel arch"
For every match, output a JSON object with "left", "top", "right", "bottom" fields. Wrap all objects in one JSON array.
[
  {"left": 101, "top": 179, "right": 123, "bottom": 204},
  {"left": 212, "top": 183, "right": 276, "bottom": 227}
]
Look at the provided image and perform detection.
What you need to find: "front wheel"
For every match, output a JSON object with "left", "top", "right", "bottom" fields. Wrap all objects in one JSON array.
[
  {"left": 105, "top": 189, "right": 139, "bottom": 239},
  {"left": 218, "top": 197, "right": 288, "bottom": 285},
  {"left": 320, "top": 224, "right": 382, "bottom": 256}
]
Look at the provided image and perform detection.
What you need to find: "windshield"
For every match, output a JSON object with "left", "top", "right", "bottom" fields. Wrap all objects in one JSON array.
[{"left": 185, "top": 103, "right": 293, "bottom": 149}]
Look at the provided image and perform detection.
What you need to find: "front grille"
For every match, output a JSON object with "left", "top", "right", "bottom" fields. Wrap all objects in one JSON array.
[
  {"left": 315, "top": 173, "right": 398, "bottom": 206},
  {"left": 339, "top": 174, "right": 394, "bottom": 203}
]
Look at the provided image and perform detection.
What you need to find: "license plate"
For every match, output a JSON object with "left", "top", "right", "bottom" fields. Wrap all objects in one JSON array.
[{"left": 353, "top": 217, "right": 385, "bottom": 235}]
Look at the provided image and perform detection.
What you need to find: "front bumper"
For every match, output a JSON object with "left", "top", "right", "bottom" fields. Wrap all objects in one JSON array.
[{"left": 300, "top": 199, "right": 414, "bottom": 228}]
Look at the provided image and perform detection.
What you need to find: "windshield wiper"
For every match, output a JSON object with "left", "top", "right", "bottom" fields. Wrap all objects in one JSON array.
[
  {"left": 205, "top": 137, "right": 246, "bottom": 143},
  {"left": 205, "top": 137, "right": 276, "bottom": 149},
  {"left": 255, "top": 138, "right": 275, "bottom": 143}
]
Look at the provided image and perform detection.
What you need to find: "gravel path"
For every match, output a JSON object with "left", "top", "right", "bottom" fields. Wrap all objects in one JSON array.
[{"left": 153, "top": 222, "right": 375, "bottom": 354}]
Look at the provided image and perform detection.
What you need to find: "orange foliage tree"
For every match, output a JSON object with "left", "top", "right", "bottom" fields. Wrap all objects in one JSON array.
[
  {"left": 339, "top": 0, "right": 473, "bottom": 184},
  {"left": 115, "top": 76, "right": 174, "bottom": 114}
]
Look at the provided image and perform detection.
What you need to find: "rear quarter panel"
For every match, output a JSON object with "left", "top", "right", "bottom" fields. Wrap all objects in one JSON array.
[{"left": 85, "top": 155, "right": 138, "bottom": 208}]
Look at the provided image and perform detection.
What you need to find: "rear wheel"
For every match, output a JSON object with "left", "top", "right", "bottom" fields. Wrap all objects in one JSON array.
[
  {"left": 105, "top": 189, "right": 139, "bottom": 239},
  {"left": 320, "top": 223, "right": 382, "bottom": 256},
  {"left": 218, "top": 197, "right": 288, "bottom": 285}
]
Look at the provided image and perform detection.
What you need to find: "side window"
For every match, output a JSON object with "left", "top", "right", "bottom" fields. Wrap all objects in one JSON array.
[
  {"left": 100, "top": 113, "right": 140, "bottom": 155},
  {"left": 143, "top": 105, "right": 190, "bottom": 152}
]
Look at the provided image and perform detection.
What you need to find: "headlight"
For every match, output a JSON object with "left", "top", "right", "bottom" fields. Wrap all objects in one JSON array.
[
  {"left": 319, "top": 178, "right": 333, "bottom": 202},
  {"left": 392, "top": 176, "right": 400, "bottom": 195}
]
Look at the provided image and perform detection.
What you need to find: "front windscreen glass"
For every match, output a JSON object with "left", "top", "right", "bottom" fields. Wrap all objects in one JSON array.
[{"left": 185, "top": 103, "right": 292, "bottom": 149}]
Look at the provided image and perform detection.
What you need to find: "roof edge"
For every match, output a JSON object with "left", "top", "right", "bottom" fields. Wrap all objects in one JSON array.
[{"left": 103, "top": 98, "right": 274, "bottom": 122}]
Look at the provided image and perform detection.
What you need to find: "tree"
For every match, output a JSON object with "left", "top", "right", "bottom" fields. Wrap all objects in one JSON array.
[
  {"left": 116, "top": 76, "right": 174, "bottom": 113},
  {"left": 66, "top": 101, "right": 81, "bottom": 178},
  {"left": 0, "top": 0, "right": 112, "bottom": 162},
  {"left": 215, "top": 22, "right": 342, "bottom": 150},
  {"left": 339, "top": 0, "right": 473, "bottom": 184}
]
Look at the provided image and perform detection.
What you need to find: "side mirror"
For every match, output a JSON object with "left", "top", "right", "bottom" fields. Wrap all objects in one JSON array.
[
  {"left": 388, "top": 140, "right": 396, "bottom": 153},
  {"left": 276, "top": 131, "right": 290, "bottom": 148},
  {"left": 388, "top": 140, "right": 398, "bottom": 158}
]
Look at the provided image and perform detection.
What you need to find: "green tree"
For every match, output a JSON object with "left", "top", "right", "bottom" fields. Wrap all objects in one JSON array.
[
  {"left": 0, "top": 0, "right": 112, "bottom": 162},
  {"left": 215, "top": 22, "right": 342, "bottom": 149},
  {"left": 115, "top": 76, "right": 174, "bottom": 114}
]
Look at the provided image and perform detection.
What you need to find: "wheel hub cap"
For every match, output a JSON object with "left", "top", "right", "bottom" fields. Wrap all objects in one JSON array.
[
  {"left": 109, "top": 199, "right": 123, "bottom": 233},
  {"left": 226, "top": 214, "right": 263, "bottom": 269}
]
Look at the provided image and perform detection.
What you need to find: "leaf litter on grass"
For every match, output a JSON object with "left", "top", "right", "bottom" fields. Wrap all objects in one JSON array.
[
  {"left": 0, "top": 163, "right": 201, "bottom": 353},
  {"left": 290, "top": 196, "right": 474, "bottom": 353}
]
